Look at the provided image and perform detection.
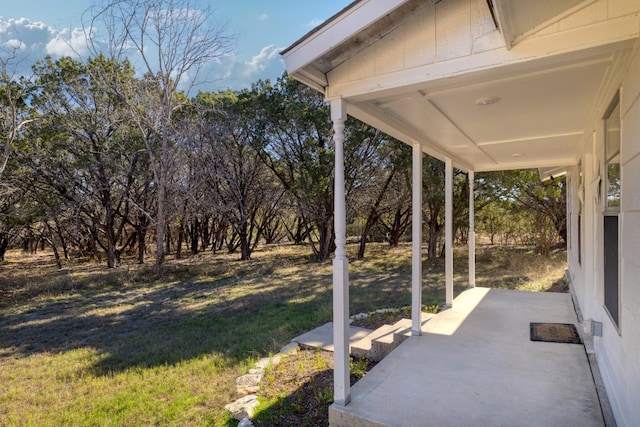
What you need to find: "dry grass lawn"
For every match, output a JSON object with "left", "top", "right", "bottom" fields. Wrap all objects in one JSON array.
[{"left": 0, "top": 242, "right": 567, "bottom": 426}]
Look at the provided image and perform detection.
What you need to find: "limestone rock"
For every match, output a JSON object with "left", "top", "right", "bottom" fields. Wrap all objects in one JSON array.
[
  {"left": 236, "top": 372, "right": 263, "bottom": 395},
  {"left": 255, "top": 354, "right": 281, "bottom": 369},
  {"left": 224, "top": 394, "right": 259, "bottom": 420}
]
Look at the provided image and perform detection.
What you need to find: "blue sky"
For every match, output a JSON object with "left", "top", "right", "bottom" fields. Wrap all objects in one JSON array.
[{"left": 0, "top": 0, "right": 351, "bottom": 92}]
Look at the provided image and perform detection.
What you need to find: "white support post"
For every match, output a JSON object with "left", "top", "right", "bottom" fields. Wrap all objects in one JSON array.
[
  {"left": 445, "top": 158, "right": 454, "bottom": 307},
  {"left": 412, "top": 143, "right": 423, "bottom": 335},
  {"left": 583, "top": 149, "right": 596, "bottom": 320},
  {"left": 468, "top": 171, "right": 476, "bottom": 288},
  {"left": 330, "top": 97, "right": 350, "bottom": 407}
]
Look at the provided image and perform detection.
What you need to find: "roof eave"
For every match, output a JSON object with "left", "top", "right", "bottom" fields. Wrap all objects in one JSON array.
[
  {"left": 289, "top": 67, "right": 327, "bottom": 94},
  {"left": 280, "top": 0, "right": 362, "bottom": 57},
  {"left": 281, "top": 0, "right": 411, "bottom": 81}
]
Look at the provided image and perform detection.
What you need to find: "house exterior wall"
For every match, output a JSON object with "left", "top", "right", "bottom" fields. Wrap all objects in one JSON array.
[
  {"left": 333, "top": 3, "right": 640, "bottom": 421},
  {"left": 609, "top": 41, "right": 640, "bottom": 427},
  {"left": 288, "top": 0, "right": 640, "bottom": 423},
  {"left": 568, "top": 41, "right": 640, "bottom": 427}
]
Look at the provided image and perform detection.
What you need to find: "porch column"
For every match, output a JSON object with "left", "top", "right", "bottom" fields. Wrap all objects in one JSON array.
[
  {"left": 445, "top": 158, "right": 454, "bottom": 307},
  {"left": 411, "top": 143, "right": 423, "bottom": 335},
  {"left": 583, "top": 149, "right": 596, "bottom": 319},
  {"left": 468, "top": 171, "right": 476, "bottom": 288},
  {"left": 330, "top": 97, "right": 350, "bottom": 406}
]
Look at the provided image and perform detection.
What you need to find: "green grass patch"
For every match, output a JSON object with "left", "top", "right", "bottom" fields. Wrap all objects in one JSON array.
[{"left": 0, "top": 242, "right": 566, "bottom": 426}]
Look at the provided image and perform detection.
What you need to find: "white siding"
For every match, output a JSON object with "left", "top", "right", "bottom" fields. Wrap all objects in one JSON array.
[
  {"left": 596, "top": 43, "right": 640, "bottom": 427},
  {"left": 403, "top": 6, "right": 436, "bottom": 70},
  {"left": 435, "top": 0, "right": 472, "bottom": 62},
  {"left": 329, "top": 0, "right": 499, "bottom": 86},
  {"left": 328, "top": 0, "right": 638, "bottom": 89},
  {"left": 609, "top": 0, "right": 640, "bottom": 18}
]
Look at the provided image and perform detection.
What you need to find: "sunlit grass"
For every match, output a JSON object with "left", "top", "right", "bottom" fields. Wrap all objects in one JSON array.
[
  {"left": 0, "top": 242, "right": 566, "bottom": 426},
  {"left": 0, "top": 348, "right": 241, "bottom": 426}
]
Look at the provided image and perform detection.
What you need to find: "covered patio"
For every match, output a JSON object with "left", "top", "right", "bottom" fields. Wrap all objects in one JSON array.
[
  {"left": 329, "top": 287, "right": 606, "bottom": 427},
  {"left": 282, "top": 0, "right": 638, "bottom": 425}
]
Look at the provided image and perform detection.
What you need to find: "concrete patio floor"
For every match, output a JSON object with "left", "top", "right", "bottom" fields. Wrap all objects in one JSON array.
[{"left": 329, "top": 287, "right": 606, "bottom": 427}]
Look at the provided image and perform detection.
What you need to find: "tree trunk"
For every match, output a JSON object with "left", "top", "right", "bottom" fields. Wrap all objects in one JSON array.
[
  {"left": 0, "top": 235, "right": 9, "bottom": 262},
  {"left": 226, "top": 229, "right": 240, "bottom": 253},
  {"left": 41, "top": 224, "right": 62, "bottom": 269},
  {"left": 53, "top": 218, "right": 69, "bottom": 260},
  {"left": 176, "top": 224, "right": 184, "bottom": 259},
  {"left": 154, "top": 152, "right": 168, "bottom": 274},
  {"left": 165, "top": 224, "right": 171, "bottom": 255},
  {"left": 106, "top": 209, "right": 117, "bottom": 268},
  {"left": 239, "top": 227, "right": 251, "bottom": 260},
  {"left": 426, "top": 222, "right": 442, "bottom": 260},
  {"left": 50, "top": 240, "right": 63, "bottom": 269},
  {"left": 284, "top": 216, "right": 308, "bottom": 245},
  {"left": 357, "top": 215, "right": 378, "bottom": 259},
  {"left": 200, "top": 216, "right": 211, "bottom": 252},
  {"left": 357, "top": 170, "right": 395, "bottom": 259},
  {"left": 131, "top": 214, "right": 147, "bottom": 264},
  {"left": 190, "top": 217, "right": 199, "bottom": 255},
  {"left": 386, "top": 206, "right": 411, "bottom": 247},
  {"left": 315, "top": 222, "right": 334, "bottom": 262},
  {"left": 155, "top": 210, "right": 165, "bottom": 274}
]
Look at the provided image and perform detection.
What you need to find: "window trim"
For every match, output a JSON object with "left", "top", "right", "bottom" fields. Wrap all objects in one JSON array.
[{"left": 602, "top": 92, "right": 621, "bottom": 333}]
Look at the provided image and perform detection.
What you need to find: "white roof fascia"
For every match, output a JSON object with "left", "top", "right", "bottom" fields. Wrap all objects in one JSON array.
[
  {"left": 295, "top": 67, "right": 328, "bottom": 93},
  {"left": 282, "top": 0, "right": 410, "bottom": 77}
]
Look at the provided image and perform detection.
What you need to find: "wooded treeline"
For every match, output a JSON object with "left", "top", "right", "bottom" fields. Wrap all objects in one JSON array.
[{"left": 0, "top": 1, "right": 566, "bottom": 273}]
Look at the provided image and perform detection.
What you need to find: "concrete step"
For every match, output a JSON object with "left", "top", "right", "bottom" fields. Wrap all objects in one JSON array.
[
  {"left": 350, "top": 313, "right": 436, "bottom": 362},
  {"left": 350, "top": 323, "right": 398, "bottom": 361},
  {"left": 292, "top": 322, "right": 371, "bottom": 352}
]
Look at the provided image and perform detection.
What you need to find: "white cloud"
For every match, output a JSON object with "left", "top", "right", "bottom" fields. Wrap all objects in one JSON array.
[
  {"left": 45, "top": 27, "right": 90, "bottom": 57},
  {"left": 4, "top": 38, "right": 26, "bottom": 51},
  {"left": 305, "top": 18, "right": 324, "bottom": 28},
  {"left": 202, "top": 44, "right": 285, "bottom": 91},
  {"left": 0, "top": 17, "right": 91, "bottom": 76},
  {"left": 257, "top": 14, "right": 268, "bottom": 21},
  {"left": 0, "top": 17, "right": 54, "bottom": 75},
  {"left": 0, "top": 17, "right": 284, "bottom": 92},
  {"left": 0, "top": 17, "right": 55, "bottom": 52},
  {"left": 244, "top": 44, "right": 281, "bottom": 76}
]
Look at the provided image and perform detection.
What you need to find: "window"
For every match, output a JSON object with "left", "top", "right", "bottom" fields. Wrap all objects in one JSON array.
[
  {"left": 603, "top": 93, "right": 620, "bottom": 329},
  {"left": 605, "top": 96, "right": 621, "bottom": 210}
]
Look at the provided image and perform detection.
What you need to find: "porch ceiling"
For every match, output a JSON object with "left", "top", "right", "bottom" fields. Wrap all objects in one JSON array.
[
  {"left": 282, "top": 0, "right": 640, "bottom": 172},
  {"left": 345, "top": 51, "right": 620, "bottom": 172}
]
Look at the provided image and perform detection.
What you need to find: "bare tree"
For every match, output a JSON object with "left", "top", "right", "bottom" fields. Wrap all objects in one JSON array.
[
  {"left": 85, "top": 0, "right": 234, "bottom": 274},
  {"left": 0, "top": 39, "right": 34, "bottom": 181}
]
